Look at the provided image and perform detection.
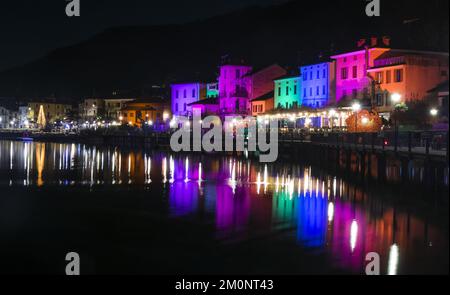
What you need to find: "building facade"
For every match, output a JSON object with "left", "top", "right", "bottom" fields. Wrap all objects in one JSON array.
[
  {"left": 171, "top": 83, "right": 206, "bottom": 117},
  {"left": 79, "top": 98, "right": 105, "bottom": 122},
  {"left": 104, "top": 98, "right": 135, "bottom": 120},
  {"left": 367, "top": 50, "right": 449, "bottom": 114},
  {"left": 251, "top": 92, "right": 274, "bottom": 116},
  {"left": 331, "top": 47, "right": 390, "bottom": 104},
  {"left": 218, "top": 63, "right": 286, "bottom": 115},
  {"left": 206, "top": 83, "right": 219, "bottom": 98},
  {"left": 28, "top": 102, "right": 72, "bottom": 125},
  {"left": 119, "top": 98, "right": 170, "bottom": 128},
  {"left": 274, "top": 76, "right": 301, "bottom": 109},
  {"left": 300, "top": 62, "right": 335, "bottom": 108}
]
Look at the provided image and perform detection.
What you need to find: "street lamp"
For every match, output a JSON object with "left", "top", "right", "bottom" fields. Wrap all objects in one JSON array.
[
  {"left": 351, "top": 102, "right": 361, "bottom": 132},
  {"left": 329, "top": 109, "right": 336, "bottom": 130},
  {"left": 391, "top": 93, "right": 402, "bottom": 105},
  {"left": 391, "top": 93, "right": 402, "bottom": 153},
  {"left": 430, "top": 108, "right": 438, "bottom": 117}
]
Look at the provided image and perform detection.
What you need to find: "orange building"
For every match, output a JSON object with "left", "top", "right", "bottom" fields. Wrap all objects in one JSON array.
[
  {"left": 251, "top": 91, "right": 274, "bottom": 116},
  {"left": 368, "top": 50, "right": 449, "bottom": 116},
  {"left": 119, "top": 98, "right": 171, "bottom": 127}
]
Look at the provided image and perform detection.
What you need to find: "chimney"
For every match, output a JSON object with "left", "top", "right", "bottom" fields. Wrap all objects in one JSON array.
[
  {"left": 382, "top": 36, "right": 391, "bottom": 47},
  {"left": 370, "top": 37, "right": 378, "bottom": 47},
  {"left": 357, "top": 39, "right": 366, "bottom": 48}
]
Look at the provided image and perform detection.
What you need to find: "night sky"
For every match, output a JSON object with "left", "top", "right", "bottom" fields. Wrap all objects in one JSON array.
[{"left": 0, "top": 0, "right": 286, "bottom": 71}]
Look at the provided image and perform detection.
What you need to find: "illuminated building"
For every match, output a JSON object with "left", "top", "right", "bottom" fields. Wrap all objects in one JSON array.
[
  {"left": 251, "top": 91, "right": 274, "bottom": 116},
  {"left": 27, "top": 101, "right": 72, "bottom": 125},
  {"left": 331, "top": 47, "right": 390, "bottom": 103},
  {"left": 367, "top": 50, "right": 449, "bottom": 116},
  {"left": 171, "top": 83, "right": 207, "bottom": 117},
  {"left": 104, "top": 98, "right": 135, "bottom": 120},
  {"left": 79, "top": 98, "right": 105, "bottom": 122},
  {"left": 119, "top": 97, "right": 170, "bottom": 128},
  {"left": 218, "top": 60, "right": 286, "bottom": 116},
  {"left": 300, "top": 62, "right": 335, "bottom": 108},
  {"left": 274, "top": 75, "right": 302, "bottom": 109}
]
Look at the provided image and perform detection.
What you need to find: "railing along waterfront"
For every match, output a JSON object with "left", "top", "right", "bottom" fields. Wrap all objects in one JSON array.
[{"left": 279, "top": 130, "right": 449, "bottom": 160}]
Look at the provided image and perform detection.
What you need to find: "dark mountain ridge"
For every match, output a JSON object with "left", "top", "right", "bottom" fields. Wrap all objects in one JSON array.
[{"left": 0, "top": 0, "right": 448, "bottom": 101}]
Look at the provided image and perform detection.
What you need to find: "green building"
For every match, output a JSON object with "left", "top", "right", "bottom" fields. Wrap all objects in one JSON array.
[{"left": 274, "top": 76, "right": 302, "bottom": 109}]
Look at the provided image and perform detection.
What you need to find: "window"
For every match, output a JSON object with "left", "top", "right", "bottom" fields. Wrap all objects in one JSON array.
[
  {"left": 192, "top": 89, "right": 196, "bottom": 98},
  {"left": 258, "top": 105, "right": 262, "bottom": 112},
  {"left": 183, "top": 90, "right": 187, "bottom": 98},
  {"left": 322, "top": 85, "right": 326, "bottom": 95},
  {"left": 278, "top": 87, "right": 281, "bottom": 96},
  {"left": 304, "top": 88, "right": 307, "bottom": 98},
  {"left": 394, "top": 69, "right": 403, "bottom": 82},
  {"left": 323, "top": 69, "right": 326, "bottom": 79},
  {"left": 286, "top": 86, "right": 289, "bottom": 96},
  {"left": 286, "top": 102, "right": 289, "bottom": 109},
  {"left": 341, "top": 67, "right": 348, "bottom": 80},
  {"left": 183, "top": 103, "right": 186, "bottom": 111},
  {"left": 175, "top": 103, "right": 178, "bottom": 112},
  {"left": 376, "top": 71, "right": 384, "bottom": 84},
  {"left": 376, "top": 94, "right": 384, "bottom": 106},
  {"left": 294, "top": 85, "right": 297, "bottom": 95},
  {"left": 303, "top": 73, "right": 307, "bottom": 81},
  {"left": 343, "top": 57, "right": 347, "bottom": 62},
  {"left": 317, "top": 71, "right": 320, "bottom": 79},
  {"left": 310, "top": 88, "right": 313, "bottom": 96},
  {"left": 386, "top": 70, "right": 391, "bottom": 84},
  {"left": 316, "top": 86, "right": 319, "bottom": 95},
  {"left": 352, "top": 66, "right": 358, "bottom": 79},
  {"left": 236, "top": 69, "right": 240, "bottom": 79},
  {"left": 353, "top": 55, "right": 357, "bottom": 61},
  {"left": 310, "top": 72, "right": 313, "bottom": 80}
]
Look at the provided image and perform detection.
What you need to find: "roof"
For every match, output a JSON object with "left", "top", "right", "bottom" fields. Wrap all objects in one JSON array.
[
  {"left": 187, "top": 97, "right": 218, "bottom": 106},
  {"left": 241, "top": 63, "right": 285, "bottom": 78},
  {"left": 274, "top": 74, "right": 301, "bottom": 82},
  {"left": 251, "top": 91, "right": 274, "bottom": 102},
  {"left": 331, "top": 47, "right": 390, "bottom": 59},
  {"left": 121, "top": 106, "right": 156, "bottom": 111},
  {"left": 428, "top": 80, "right": 449, "bottom": 93},
  {"left": 129, "top": 97, "right": 168, "bottom": 104}
]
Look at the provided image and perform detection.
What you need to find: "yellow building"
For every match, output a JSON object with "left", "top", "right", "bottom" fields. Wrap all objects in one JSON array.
[
  {"left": 27, "top": 102, "right": 72, "bottom": 124},
  {"left": 119, "top": 98, "right": 171, "bottom": 128}
]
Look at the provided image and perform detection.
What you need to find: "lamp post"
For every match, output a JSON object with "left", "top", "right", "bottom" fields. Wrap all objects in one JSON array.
[
  {"left": 351, "top": 102, "right": 361, "bottom": 132},
  {"left": 391, "top": 93, "right": 402, "bottom": 153}
]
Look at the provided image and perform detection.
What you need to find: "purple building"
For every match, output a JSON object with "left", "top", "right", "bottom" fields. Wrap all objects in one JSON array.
[
  {"left": 171, "top": 83, "right": 206, "bottom": 117},
  {"left": 218, "top": 62, "right": 286, "bottom": 116}
]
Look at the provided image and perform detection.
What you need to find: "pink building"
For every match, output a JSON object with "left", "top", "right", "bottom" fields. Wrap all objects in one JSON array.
[
  {"left": 331, "top": 47, "right": 390, "bottom": 104},
  {"left": 218, "top": 62, "right": 286, "bottom": 115}
]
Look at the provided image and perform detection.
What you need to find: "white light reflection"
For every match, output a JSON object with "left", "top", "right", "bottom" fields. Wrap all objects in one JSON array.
[
  {"left": 327, "top": 202, "right": 334, "bottom": 223},
  {"left": 387, "top": 244, "right": 399, "bottom": 275}
]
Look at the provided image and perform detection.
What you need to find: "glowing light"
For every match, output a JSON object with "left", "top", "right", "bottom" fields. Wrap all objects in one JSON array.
[
  {"left": 387, "top": 244, "right": 399, "bottom": 275},
  {"left": 163, "top": 112, "right": 170, "bottom": 120},
  {"left": 327, "top": 202, "right": 334, "bottom": 223},
  {"left": 329, "top": 109, "right": 336, "bottom": 117},
  {"left": 119, "top": 116, "right": 124, "bottom": 121},
  {"left": 351, "top": 102, "right": 361, "bottom": 112},
  {"left": 361, "top": 117, "right": 369, "bottom": 125},
  {"left": 430, "top": 108, "right": 438, "bottom": 116},
  {"left": 391, "top": 93, "right": 402, "bottom": 104}
]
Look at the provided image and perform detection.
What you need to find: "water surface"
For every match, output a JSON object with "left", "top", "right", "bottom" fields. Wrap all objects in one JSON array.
[{"left": 0, "top": 140, "right": 448, "bottom": 274}]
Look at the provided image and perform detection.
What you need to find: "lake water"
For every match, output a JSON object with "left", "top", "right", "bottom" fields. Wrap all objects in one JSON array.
[{"left": 0, "top": 140, "right": 448, "bottom": 274}]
